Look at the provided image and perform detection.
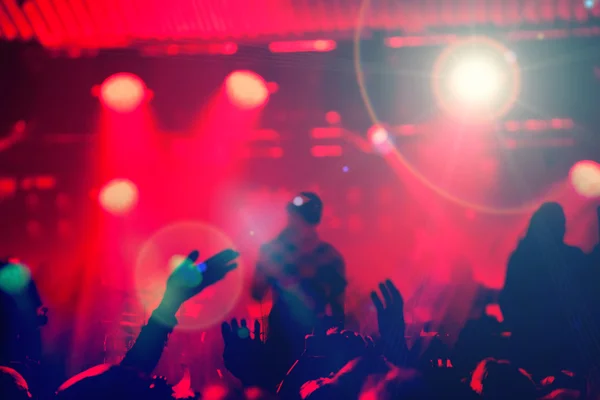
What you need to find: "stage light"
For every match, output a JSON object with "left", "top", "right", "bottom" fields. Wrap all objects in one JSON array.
[
  {"left": 293, "top": 196, "right": 304, "bottom": 206},
  {"left": 570, "top": 160, "right": 600, "bottom": 198},
  {"left": 449, "top": 57, "right": 502, "bottom": 105},
  {"left": 99, "top": 178, "right": 138, "bottom": 215},
  {"left": 433, "top": 37, "right": 520, "bottom": 121},
  {"left": 225, "top": 70, "right": 269, "bottom": 109},
  {"left": 100, "top": 73, "right": 146, "bottom": 113},
  {"left": 368, "top": 125, "right": 389, "bottom": 145},
  {"left": 584, "top": 0, "right": 595, "bottom": 9}
]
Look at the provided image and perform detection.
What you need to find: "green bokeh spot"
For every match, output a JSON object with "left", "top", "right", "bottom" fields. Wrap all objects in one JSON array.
[
  {"left": 237, "top": 327, "right": 250, "bottom": 339},
  {"left": 0, "top": 263, "right": 31, "bottom": 294}
]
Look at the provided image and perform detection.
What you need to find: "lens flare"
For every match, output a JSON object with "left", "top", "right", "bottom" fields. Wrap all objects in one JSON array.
[{"left": 135, "top": 221, "right": 243, "bottom": 331}]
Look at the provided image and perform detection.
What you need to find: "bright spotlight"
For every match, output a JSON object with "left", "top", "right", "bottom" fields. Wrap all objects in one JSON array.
[
  {"left": 449, "top": 57, "right": 502, "bottom": 104},
  {"left": 368, "top": 125, "right": 389, "bottom": 145},
  {"left": 433, "top": 37, "right": 520, "bottom": 121},
  {"left": 99, "top": 179, "right": 139, "bottom": 215},
  {"left": 225, "top": 70, "right": 269, "bottom": 109},
  {"left": 100, "top": 73, "right": 146, "bottom": 113},
  {"left": 570, "top": 160, "right": 600, "bottom": 198},
  {"left": 584, "top": 0, "right": 595, "bottom": 9}
]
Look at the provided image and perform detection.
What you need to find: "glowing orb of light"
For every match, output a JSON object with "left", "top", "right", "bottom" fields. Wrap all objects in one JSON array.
[
  {"left": 368, "top": 125, "right": 389, "bottom": 146},
  {"left": 449, "top": 57, "right": 502, "bottom": 105},
  {"left": 292, "top": 196, "right": 304, "bottom": 206},
  {"left": 134, "top": 221, "right": 243, "bottom": 331},
  {"left": 0, "top": 261, "right": 31, "bottom": 294},
  {"left": 225, "top": 70, "right": 269, "bottom": 109},
  {"left": 98, "top": 179, "right": 138, "bottom": 215},
  {"left": 570, "top": 160, "right": 600, "bottom": 198},
  {"left": 432, "top": 37, "right": 521, "bottom": 121},
  {"left": 100, "top": 73, "right": 146, "bottom": 113}
]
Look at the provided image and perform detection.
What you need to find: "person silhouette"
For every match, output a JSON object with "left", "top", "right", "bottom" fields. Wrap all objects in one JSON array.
[
  {"left": 499, "top": 202, "right": 590, "bottom": 376},
  {"left": 0, "top": 259, "right": 44, "bottom": 365},
  {"left": 251, "top": 192, "right": 346, "bottom": 383}
]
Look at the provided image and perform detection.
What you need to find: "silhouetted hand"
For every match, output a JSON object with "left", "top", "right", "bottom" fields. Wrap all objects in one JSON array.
[
  {"left": 164, "top": 249, "right": 239, "bottom": 307},
  {"left": 222, "top": 319, "right": 269, "bottom": 387},
  {"left": 371, "top": 280, "right": 408, "bottom": 366}
]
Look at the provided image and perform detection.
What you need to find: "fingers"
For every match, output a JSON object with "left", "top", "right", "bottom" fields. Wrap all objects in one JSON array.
[
  {"left": 186, "top": 250, "right": 200, "bottom": 263},
  {"left": 223, "top": 262, "right": 238, "bottom": 273},
  {"left": 379, "top": 282, "right": 392, "bottom": 308},
  {"left": 205, "top": 249, "right": 239, "bottom": 266},
  {"left": 238, "top": 318, "right": 250, "bottom": 339},
  {"left": 221, "top": 321, "right": 232, "bottom": 342},
  {"left": 385, "top": 279, "right": 402, "bottom": 305},
  {"left": 231, "top": 318, "right": 240, "bottom": 332},
  {"left": 253, "top": 320, "right": 261, "bottom": 341},
  {"left": 371, "top": 290, "right": 384, "bottom": 313}
]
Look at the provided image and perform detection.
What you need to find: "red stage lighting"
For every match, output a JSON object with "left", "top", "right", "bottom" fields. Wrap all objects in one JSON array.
[
  {"left": 98, "top": 179, "right": 138, "bottom": 215},
  {"left": 225, "top": 71, "right": 269, "bottom": 109},
  {"left": 100, "top": 73, "right": 146, "bottom": 113}
]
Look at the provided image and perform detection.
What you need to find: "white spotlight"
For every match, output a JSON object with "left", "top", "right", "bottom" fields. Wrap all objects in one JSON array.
[
  {"left": 449, "top": 57, "right": 502, "bottom": 105},
  {"left": 293, "top": 196, "right": 304, "bottom": 206}
]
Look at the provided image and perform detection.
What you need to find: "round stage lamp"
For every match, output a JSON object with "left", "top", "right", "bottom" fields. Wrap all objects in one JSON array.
[
  {"left": 98, "top": 179, "right": 139, "bottom": 215},
  {"left": 432, "top": 37, "right": 521, "bottom": 121},
  {"left": 225, "top": 70, "right": 269, "bottom": 109},
  {"left": 368, "top": 125, "right": 389, "bottom": 146},
  {"left": 100, "top": 73, "right": 146, "bottom": 113},
  {"left": 449, "top": 57, "right": 502, "bottom": 105},
  {"left": 570, "top": 160, "right": 600, "bottom": 198}
]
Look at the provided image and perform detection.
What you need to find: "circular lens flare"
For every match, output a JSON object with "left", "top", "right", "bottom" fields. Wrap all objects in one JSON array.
[
  {"left": 354, "top": 15, "right": 553, "bottom": 215},
  {"left": 100, "top": 73, "right": 146, "bottom": 113},
  {"left": 135, "top": 221, "right": 243, "bottom": 331},
  {"left": 99, "top": 179, "right": 138, "bottom": 215}
]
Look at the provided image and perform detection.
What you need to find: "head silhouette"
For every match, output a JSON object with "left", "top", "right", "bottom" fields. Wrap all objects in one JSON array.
[
  {"left": 286, "top": 192, "right": 323, "bottom": 229},
  {"left": 525, "top": 202, "right": 566, "bottom": 244},
  {"left": 0, "top": 366, "right": 31, "bottom": 400}
]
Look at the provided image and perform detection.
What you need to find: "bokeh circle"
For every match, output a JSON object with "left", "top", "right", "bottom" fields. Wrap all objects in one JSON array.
[{"left": 134, "top": 220, "right": 244, "bottom": 331}]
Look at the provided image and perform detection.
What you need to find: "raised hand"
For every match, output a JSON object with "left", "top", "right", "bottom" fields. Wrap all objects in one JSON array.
[
  {"left": 164, "top": 249, "right": 239, "bottom": 306},
  {"left": 221, "top": 318, "right": 269, "bottom": 387},
  {"left": 371, "top": 279, "right": 408, "bottom": 366}
]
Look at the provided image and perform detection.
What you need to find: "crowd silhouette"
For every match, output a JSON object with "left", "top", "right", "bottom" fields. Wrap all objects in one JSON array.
[{"left": 1, "top": 195, "right": 600, "bottom": 399}]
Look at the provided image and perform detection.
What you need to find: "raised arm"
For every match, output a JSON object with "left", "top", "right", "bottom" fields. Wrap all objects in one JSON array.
[{"left": 121, "top": 249, "right": 239, "bottom": 374}]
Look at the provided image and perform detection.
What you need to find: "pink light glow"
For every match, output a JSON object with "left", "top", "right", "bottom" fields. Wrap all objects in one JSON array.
[
  {"left": 368, "top": 125, "right": 389, "bottom": 145},
  {"left": 225, "top": 71, "right": 269, "bottom": 109},
  {"left": 98, "top": 179, "right": 138, "bottom": 215},
  {"left": 100, "top": 73, "right": 146, "bottom": 113}
]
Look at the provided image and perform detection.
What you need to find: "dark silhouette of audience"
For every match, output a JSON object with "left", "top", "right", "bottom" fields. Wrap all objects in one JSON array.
[
  {"left": 500, "top": 202, "right": 593, "bottom": 377},
  {"left": 1, "top": 200, "right": 600, "bottom": 399},
  {"left": 251, "top": 193, "right": 346, "bottom": 387}
]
